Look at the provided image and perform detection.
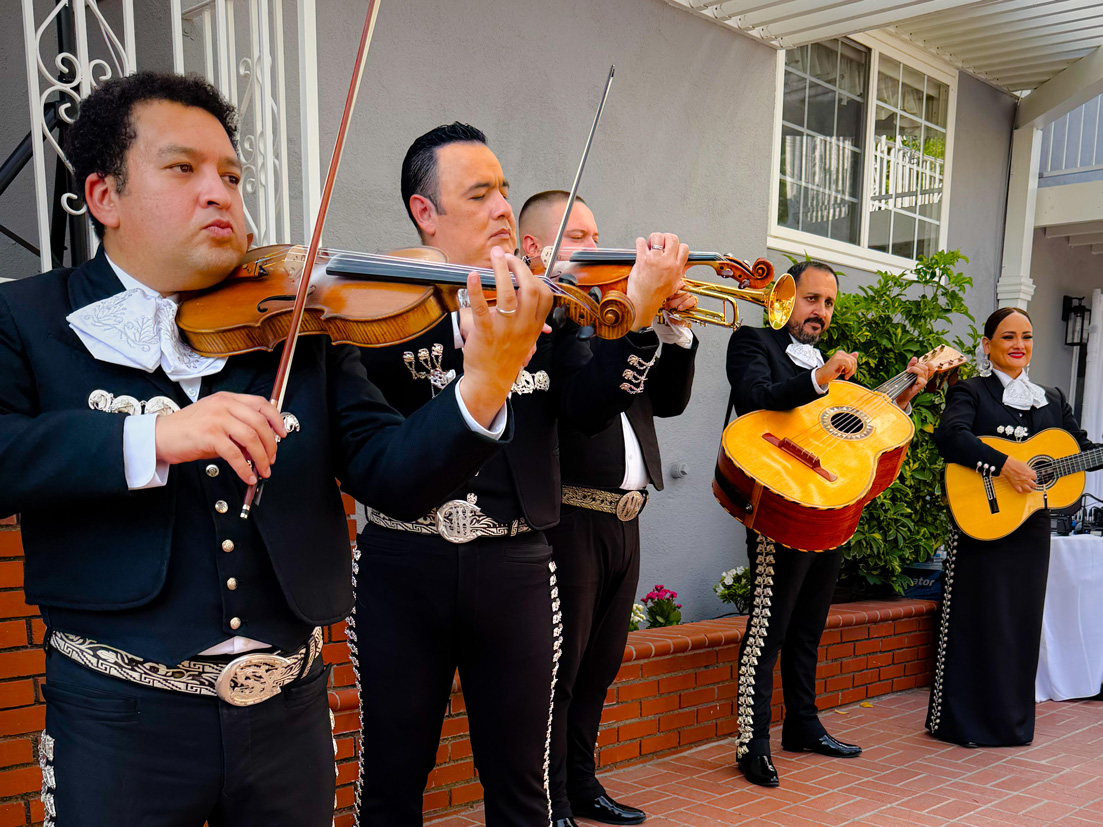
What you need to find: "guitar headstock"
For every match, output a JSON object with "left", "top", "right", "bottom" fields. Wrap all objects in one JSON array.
[{"left": 918, "top": 345, "right": 967, "bottom": 392}]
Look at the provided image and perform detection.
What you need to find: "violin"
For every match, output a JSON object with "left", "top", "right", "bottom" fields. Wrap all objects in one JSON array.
[{"left": 176, "top": 243, "right": 637, "bottom": 358}]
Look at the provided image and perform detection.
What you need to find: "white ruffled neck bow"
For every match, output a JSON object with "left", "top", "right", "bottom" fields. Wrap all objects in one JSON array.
[
  {"left": 786, "top": 337, "right": 824, "bottom": 370},
  {"left": 994, "top": 368, "right": 1047, "bottom": 411},
  {"left": 66, "top": 258, "right": 226, "bottom": 383}
]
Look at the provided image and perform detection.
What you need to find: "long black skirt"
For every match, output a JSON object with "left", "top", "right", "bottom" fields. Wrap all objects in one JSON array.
[{"left": 926, "top": 511, "right": 1050, "bottom": 746}]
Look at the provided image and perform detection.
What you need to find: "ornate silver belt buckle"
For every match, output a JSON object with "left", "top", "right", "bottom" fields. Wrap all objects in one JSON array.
[
  {"left": 436, "top": 499, "right": 481, "bottom": 544},
  {"left": 615, "top": 491, "right": 646, "bottom": 522},
  {"left": 215, "top": 653, "right": 293, "bottom": 706}
]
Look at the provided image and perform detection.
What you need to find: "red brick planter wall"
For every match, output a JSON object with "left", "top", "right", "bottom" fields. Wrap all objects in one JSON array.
[
  {"left": 1, "top": 503, "right": 936, "bottom": 827},
  {"left": 421, "top": 599, "right": 937, "bottom": 819}
]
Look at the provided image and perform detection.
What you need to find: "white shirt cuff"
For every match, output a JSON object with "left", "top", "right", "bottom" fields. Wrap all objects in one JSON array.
[
  {"left": 810, "top": 370, "right": 828, "bottom": 395},
  {"left": 123, "top": 414, "right": 171, "bottom": 490},
  {"left": 454, "top": 379, "right": 508, "bottom": 439},
  {"left": 452, "top": 311, "right": 464, "bottom": 349},
  {"left": 654, "top": 322, "right": 694, "bottom": 349}
]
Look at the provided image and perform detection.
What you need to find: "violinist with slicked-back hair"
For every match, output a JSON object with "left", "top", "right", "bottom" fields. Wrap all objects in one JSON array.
[{"left": 351, "top": 125, "right": 689, "bottom": 827}]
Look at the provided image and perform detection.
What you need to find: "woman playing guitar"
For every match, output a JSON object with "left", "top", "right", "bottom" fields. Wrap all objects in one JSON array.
[{"left": 928, "top": 307, "right": 1101, "bottom": 748}]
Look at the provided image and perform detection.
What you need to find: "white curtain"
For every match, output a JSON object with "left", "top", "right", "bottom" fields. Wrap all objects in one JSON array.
[{"left": 1081, "top": 288, "right": 1103, "bottom": 504}]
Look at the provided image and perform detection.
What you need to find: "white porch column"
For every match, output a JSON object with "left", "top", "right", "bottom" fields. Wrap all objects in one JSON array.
[{"left": 998, "top": 126, "right": 1042, "bottom": 310}]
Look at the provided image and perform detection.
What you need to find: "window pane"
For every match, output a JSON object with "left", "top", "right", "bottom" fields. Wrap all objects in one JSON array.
[
  {"left": 809, "top": 41, "right": 839, "bottom": 86},
  {"left": 786, "top": 44, "right": 809, "bottom": 73},
  {"left": 916, "top": 218, "right": 939, "bottom": 258},
  {"left": 918, "top": 127, "right": 946, "bottom": 220},
  {"left": 780, "top": 125, "right": 805, "bottom": 180},
  {"left": 837, "top": 95, "right": 865, "bottom": 147},
  {"left": 778, "top": 177, "right": 801, "bottom": 231},
  {"left": 783, "top": 72, "right": 808, "bottom": 127},
  {"left": 901, "top": 65, "right": 925, "bottom": 118},
  {"left": 872, "top": 105, "right": 898, "bottom": 211},
  {"left": 800, "top": 185, "right": 832, "bottom": 238},
  {"left": 806, "top": 80, "right": 836, "bottom": 135},
  {"left": 828, "top": 192, "right": 861, "bottom": 244},
  {"left": 892, "top": 212, "right": 917, "bottom": 259},
  {"left": 869, "top": 209, "right": 892, "bottom": 253},
  {"left": 925, "top": 78, "right": 949, "bottom": 128},
  {"left": 838, "top": 41, "right": 867, "bottom": 97},
  {"left": 878, "top": 57, "right": 901, "bottom": 107}
]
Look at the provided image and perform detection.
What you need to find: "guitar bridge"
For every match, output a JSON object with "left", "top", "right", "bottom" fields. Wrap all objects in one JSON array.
[{"left": 762, "top": 433, "right": 837, "bottom": 482}]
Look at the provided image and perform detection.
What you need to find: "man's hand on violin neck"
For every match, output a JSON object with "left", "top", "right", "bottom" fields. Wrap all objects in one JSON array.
[
  {"left": 816, "top": 351, "right": 858, "bottom": 386},
  {"left": 460, "top": 247, "right": 553, "bottom": 427},
  {"left": 626, "top": 233, "right": 690, "bottom": 331},
  {"left": 154, "top": 392, "right": 288, "bottom": 485}
]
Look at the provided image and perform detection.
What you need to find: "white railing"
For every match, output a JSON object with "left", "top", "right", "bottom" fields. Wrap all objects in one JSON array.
[
  {"left": 1041, "top": 93, "right": 1103, "bottom": 178},
  {"left": 18, "top": 0, "right": 320, "bottom": 274},
  {"left": 869, "top": 135, "right": 943, "bottom": 212},
  {"left": 20, "top": 0, "right": 136, "bottom": 271},
  {"left": 170, "top": 0, "right": 320, "bottom": 247}
]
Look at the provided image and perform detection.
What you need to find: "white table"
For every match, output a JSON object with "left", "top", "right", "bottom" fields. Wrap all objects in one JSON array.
[{"left": 1036, "top": 534, "right": 1103, "bottom": 702}]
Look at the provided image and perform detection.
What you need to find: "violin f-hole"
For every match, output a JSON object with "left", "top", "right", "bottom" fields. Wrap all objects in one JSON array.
[{"left": 257, "top": 287, "right": 314, "bottom": 314}]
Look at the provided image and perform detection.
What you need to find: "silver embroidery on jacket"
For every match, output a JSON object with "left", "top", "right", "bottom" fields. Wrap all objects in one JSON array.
[
  {"left": 620, "top": 353, "right": 657, "bottom": 395},
  {"left": 403, "top": 344, "right": 456, "bottom": 397}
]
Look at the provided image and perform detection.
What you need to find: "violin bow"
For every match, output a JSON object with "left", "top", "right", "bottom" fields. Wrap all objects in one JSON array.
[
  {"left": 542, "top": 66, "right": 615, "bottom": 284},
  {"left": 241, "top": 0, "right": 382, "bottom": 519}
]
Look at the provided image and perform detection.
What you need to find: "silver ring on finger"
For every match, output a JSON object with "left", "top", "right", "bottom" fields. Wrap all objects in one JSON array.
[
  {"left": 652, "top": 245, "right": 665, "bottom": 252},
  {"left": 495, "top": 306, "right": 518, "bottom": 316}
]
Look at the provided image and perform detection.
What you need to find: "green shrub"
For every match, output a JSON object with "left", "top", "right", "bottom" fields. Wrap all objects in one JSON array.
[{"left": 816, "top": 249, "right": 978, "bottom": 594}]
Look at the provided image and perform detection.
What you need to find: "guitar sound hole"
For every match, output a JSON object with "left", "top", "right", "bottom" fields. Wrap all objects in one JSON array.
[
  {"left": 820, "top": 406, "right": 873, "bottom": 440},
  {"left": 830, "top": 412, "right": 864, "bottom": 434}
]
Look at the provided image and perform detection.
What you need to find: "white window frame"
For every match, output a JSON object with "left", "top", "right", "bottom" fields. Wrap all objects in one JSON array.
[{"left": 768, "top": 30, "right": 958, "bottom": 275}]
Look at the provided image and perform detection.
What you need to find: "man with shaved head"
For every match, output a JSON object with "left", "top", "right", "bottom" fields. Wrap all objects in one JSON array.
[{"left": 520, "top": 190, "right": 699, "bottom": 827}]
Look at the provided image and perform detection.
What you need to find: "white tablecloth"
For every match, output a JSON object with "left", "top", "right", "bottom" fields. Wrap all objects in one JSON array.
[{"left": 1036, "top": 534, "right": 1103, "bottom": 702}]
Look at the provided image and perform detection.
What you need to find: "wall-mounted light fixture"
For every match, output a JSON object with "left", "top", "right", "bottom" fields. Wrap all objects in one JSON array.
[{"left": 1063, "top": 296, "right": 1091, "bottom": 347}]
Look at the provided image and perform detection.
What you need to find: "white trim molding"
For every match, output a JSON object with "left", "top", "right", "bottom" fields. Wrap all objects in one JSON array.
[{"left": 998, "top": 126, "right": 1041, "bottom": 310}]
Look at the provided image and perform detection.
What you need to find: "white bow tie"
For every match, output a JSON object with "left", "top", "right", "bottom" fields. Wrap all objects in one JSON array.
[
  {"left": 1002, "top": 373, "right": 1048, "bottom": 411},
  {"left": 786, "top": 341, "right": 824, "bottom": 370},
  {"left": 67, "top": 288, "right": 226, "bottom": 382}
]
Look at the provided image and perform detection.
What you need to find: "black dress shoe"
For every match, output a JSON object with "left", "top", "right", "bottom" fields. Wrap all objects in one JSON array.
[
  {"left": 781, "top": 733, "right": 862, "bottom": 758},
  {"left": 554, "top": 820, "right": 581, "bottom": 827},
  {"left": 570, "top": 794, "right": 646, "bottom": 825},
  {"left": 737, "top": 753, "right": 780, "bottom": 787}
]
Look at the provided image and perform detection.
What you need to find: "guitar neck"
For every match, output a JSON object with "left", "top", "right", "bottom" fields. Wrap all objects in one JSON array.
[
  {"left": 874, "top": 371, "right": 915, "bottom": 400},
  {"left": 1043, "top": 446, "right": 1103, "bottom": 480}
]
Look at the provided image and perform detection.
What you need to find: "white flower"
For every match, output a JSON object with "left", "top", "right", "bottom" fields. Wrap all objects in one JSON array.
[{"left": 630, "top": 603, "right": 647, "bottom": 625}]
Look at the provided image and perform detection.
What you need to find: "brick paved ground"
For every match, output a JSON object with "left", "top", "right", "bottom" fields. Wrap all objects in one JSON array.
[{"left": 428, "top": 688, "right": 1103, "bottom": 827}]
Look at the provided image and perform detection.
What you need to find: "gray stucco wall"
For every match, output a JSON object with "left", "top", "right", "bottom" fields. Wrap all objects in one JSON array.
[{"left": 1, "top": 0, "right": 1016, "bottom": 620}]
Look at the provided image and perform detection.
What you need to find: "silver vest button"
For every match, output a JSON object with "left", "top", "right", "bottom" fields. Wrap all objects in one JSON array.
[
  {"left": 205, "top": 464, "right": 219, "bottom": 478},
  {"left": 215, "top": 500, "right": 228, "bottom": 514},
  {"left": 222, "top": 539, "right": 235, "bottom": 553},
  {"left": 226, "top": 578, "right": 238, "bottom": 591},
  {"left": 229, "top": 617, "right": 242, "bottom": 630}
]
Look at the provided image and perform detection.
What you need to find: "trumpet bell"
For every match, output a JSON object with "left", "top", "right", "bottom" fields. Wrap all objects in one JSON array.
[{"left": 669, "top": 272, "right": 795, "bottom": 331}]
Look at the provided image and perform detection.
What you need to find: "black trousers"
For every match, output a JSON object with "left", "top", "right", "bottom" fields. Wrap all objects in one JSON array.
[
  {"left": 41, "top": 646, "right": 335, "bottom": 826},
  {"left": 544, "top": 507, "right": 640, "bottom": 821},
  {"left": 353, "top": 524, "right": 557, "bottom": 827},
  {"left": 735, "top": 532, "right": 841, "bottom": 758}
]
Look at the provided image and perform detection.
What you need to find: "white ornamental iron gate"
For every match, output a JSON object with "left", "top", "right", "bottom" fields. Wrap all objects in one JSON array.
[{"left": 15, "top": 0, "right": 320, "bottom": 275}]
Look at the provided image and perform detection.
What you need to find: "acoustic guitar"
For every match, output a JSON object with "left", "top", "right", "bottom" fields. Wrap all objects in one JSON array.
[
  {"left": 944, "top": 428, "right": 1103, "bottom": 541},
  {"left": 714, "top": 345, "right": 965, "bottom": 552}
]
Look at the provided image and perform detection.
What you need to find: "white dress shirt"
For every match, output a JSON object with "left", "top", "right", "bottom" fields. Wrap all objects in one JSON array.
[{"left": 619, "top": 323, "right": 693, "bottom": 490}]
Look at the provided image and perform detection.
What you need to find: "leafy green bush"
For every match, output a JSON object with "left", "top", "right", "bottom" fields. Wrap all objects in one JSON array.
[
  {"left": 817, "top": 250, "right": 978, "bottom": 594},
  {"left": 714, "top": 566, "right": 753, "bottom": 614}
]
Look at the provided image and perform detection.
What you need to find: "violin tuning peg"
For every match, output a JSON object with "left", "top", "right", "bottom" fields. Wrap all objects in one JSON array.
[
  {"left": 579, "top": 325, "right": 596, "bottom": 341},
  {"left": 552, "top": 306, "right": 568, "bottom": 328},
  {"left": 589, "top": 287, "right": 603, "bottom": 303},
  {"left": 558, "top": 273, "right": 578, "bottom": 287}
]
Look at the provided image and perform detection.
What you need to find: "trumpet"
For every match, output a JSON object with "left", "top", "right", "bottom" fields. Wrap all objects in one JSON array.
[{"left": 661, "top": 271, "right": 796, "bottom": 331}]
